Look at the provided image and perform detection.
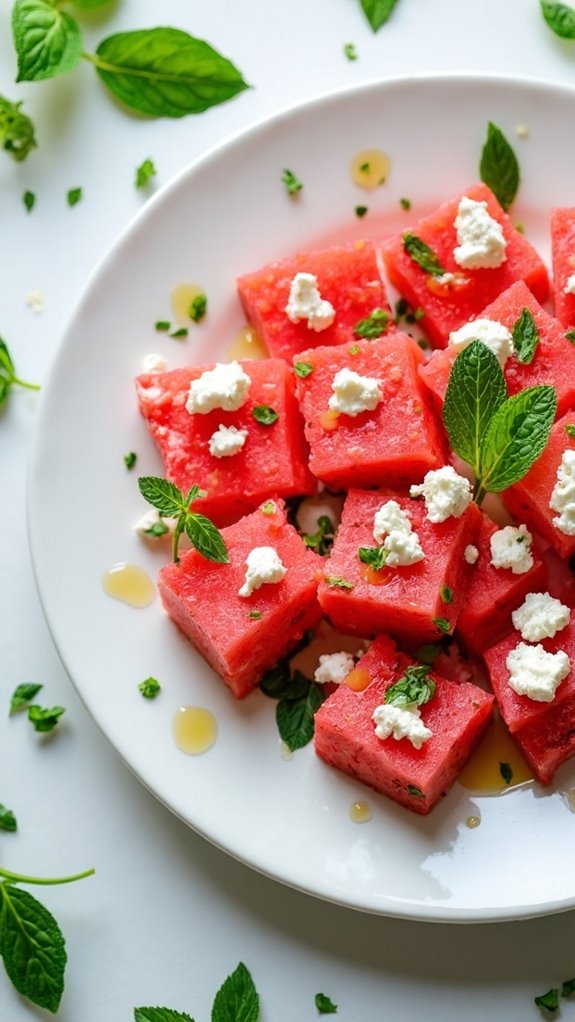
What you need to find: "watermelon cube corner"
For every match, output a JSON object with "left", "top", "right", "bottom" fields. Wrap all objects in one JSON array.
[{"left": 551, "top": 207, "right": 575, "bottom": 329}]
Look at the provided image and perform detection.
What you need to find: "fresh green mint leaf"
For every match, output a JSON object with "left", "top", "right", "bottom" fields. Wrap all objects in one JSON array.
[
  {"left": 294, "top": 361, "right": 314, "bottom": 378},
  {"left": 440, "top": 585, "right": 453, "bottom": 603},
  {"left": 566, "top": 330, "right": 575, "bottom": 344},
  {"left": 23, "top": 189, "right": 35, "bottom": 212},
  {"left": 385, "top": 665, "right": 435, "bottom": 708},
  {"left": 135, "top": 158, "right": 156, "bottom": 189},
  {"left": 325, "top": 576, "right": 353, "bottom": 590},
  {"left": 355, "top": 205, "right": 368, "bottom": 218},
  {"left": 400, "top": 196, "right": 411, "bottom": 210},
  {"left": 276, "top": 683, "right": 324, "bottom": 751},
  {"left": 134, "top": 1008, "right": 195, "bottom": 1022},
  {"left": 443, "top": 340, "right": 507, "bottom": 477},
  {"left": 0, "top": 96, "right": 36, "bottom": 162},
  {"left": 138, "top": 476, "right": 186, "bottom": 518},
  {"left": 10, "top": 682, "right": 43, "bottom": 714},
  {"left": 248, "top": 610, "right": 262, "bottom": 620},
  {"left": 303, "top": 515, "right": 334, "bottom": 556},
  {"left": 252, "top": 404, "right": 278, "bottom": 425},
  {"left": 565, "top": 424, "right": 575, "bottom": 438},
  {"left": 315, "top": 992, "right": 338, "bottom": 1014},
  {"left": 433, "top": 618, "right": 451, "bottom": 634},
  {"left": 499, "top": 761, "right": 513, "bottom": 785},
  {"left": 0, "top": 805, "right": 17, "bottom": 832},
  {"left": 124, "top": 451, "right": 137, "bottom": 470},
  {"left": 185, "top": 513, "right": 229, "bottom": 564},
  {"left": 155, "top": 320, "right": 171, "bottom": 332},
  {"left": 138, "top": 677, "right": 161, "bottom": 699},
  {"left": 211, "top": 961, "right": 259, "bottom": 1022},
  {"left": 0, "top": 882, "right": 66, "bottom": 1013},
  {"left": 343, "top": 42, "right": 357, "bottom": 60},
  {"left": 260, "top": 662, "right": 291, "bottom": 699},
  {"left": 534, "top": 987, "right": 560, "bottom": 1013},
  {"left": 67, "top": 186, "right": 82, "bottom": 207},
  {"left": 403, "top": 233, "right": 445, "bottom": 277},
  {"left": 358, "top": 545, "right": 387, "bottom": 570},
  {"left": 93, "top": 29, "right": 249, "bottom": 118},
  {"left": 170, "top": 327, "right": 188, "bottom": 339},
  {"left": 541, "top": 0, "right": 575, "bottom": 37},
  {"left": 354, "top": 308, "right": 389, "bottom": 339},
  {"left": 512, "top": 308, "right": 539, "bottom": 364},
  {"left": 145, "top": 520, "right": 170, "bottom": 538},
  {"left": 360, "top": 0, "right": 400, "bottom": 32},
  {"left": 561, "top": 978, "right": 575, "bottom": 997},
  {"left": 27, "top": 705, "right": 66, "bottom": 733},
  {"left": 12, "top": 0, "right": 82, "bottom": 82},
  {"left": 407, "top": 784, "right": 425, "bottom": 799},
  {"left": 189, "top": 293, "right": 207, "bottom": 323},
  {"left": 282, "top": 168, "right": 303, "bottom": 195},
  {"left": 479, "top": 122, "right": 520, "bottom": 212},
  {"left": 479, "top": 384, "right": 557, "bottom": 494}
]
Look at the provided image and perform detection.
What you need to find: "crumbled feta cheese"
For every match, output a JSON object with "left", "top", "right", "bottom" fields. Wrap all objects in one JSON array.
[
  {"left": 238, "top": 546, "right": 287, "bottom": 598},
  {"left": 550, "top": 450, "right": 575, "bottom": 536},
  {"left": 372, "top": 704, "right": 432, "bottom": 749},
  {"left": 464, "top": 544, "right": 479, "bottom": 565},
  {"left": 328, "top": 367, "right": 383, "bottom": 417},
  {"left": 435, "top": 272, "right": 456, "bottom": 285},
  {"left": 564, "top": 274, "right": 575, "bottom": 296},
  {"left": 186, "top": 361, "right": 251, "bottom": 415},
  {"left": 133, "top": 508, "right": 174, "bottom": 540},
  {"left": 285, "top": 272, "right": 335, "bottom": 332},
  {"left": 372, "top": 499, "right": 424, "bottom": 566},
  {"left": 25, "top": 289, "right": 45, "bottom": 314},
  {"left": 511, "top": 592, "right": 570, "bottom": 642},
  {"left": 489, "top": 524, "right": 534, "bottom": 574},
  {"left": 515, "top": 123, "right": 530, "bottom": 139},
  {"left": 208, "top": 423, "right": 248, "bottom": 459},
  {"left": 314, "top": 651, "right": 356, "bottom": 685},
  {"left": 506, "top": 641, "right": 570, "bottom": 702},
  {"left": 453, "top": 196, "right": 507, "bottom": 270},
  {"left": 448, "top": 318, "right": 514, "bottom": 367},
  {"left": 141, "top": 352, "right": 168, "bottom": 373},
  {"left": 410, "top": 466, "right": 472, "bottom": 523},
  {"left": 373, "top": 500, "right": 412, "bottom": 544}
]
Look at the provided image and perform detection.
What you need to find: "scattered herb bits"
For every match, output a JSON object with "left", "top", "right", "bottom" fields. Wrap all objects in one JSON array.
[
  {"left": 433, "top": 617, "right": 451, "bottom": 634},
  {"left": 315, "top": 991, "right": 338, "bottom": 1014},
  {"left": 0, "top": 94, "right": 36, "bottom": 162},
  {"left": 252, "top": 404, "right": 278, "bottom": 425},
  {"left": 282, "top": 168, "right": 303, "bottom": 195},
  {"left": 499, "top": 761, "right": 513, "bottom": 785},
  {"left": 355, "top": 204, "right": 368, "bottom": 218},
  {"left": 138, "top": 676, "right": 161, "bottom": 699},
  {"left": 135, "top": 158, "right": 156, "bottom": 188},
  {"left": 325, "top": 576, "right": 354, "bottom": 590},
  {"left": 0, "top": 804, "right": 17, "bottom": 832},
  {"left": 343, "top": 42, "right": 357, "bottom": 60},
  {"left": 189, "top": 292, "right": 207, "bottom": 322},
  {"left": 303, "top": 515, "right": 335, "bottom": 556},
  {"left": 155, "top": 320, "right": 171, "bottom": 332},
  {"left": 27, "top": 705, "right": 66, "bottom": 733},
  {"left": 358, "top": 545, "right": 388, "bottom": 570},
  {"left": 23, "top": 189, "right": 35, "bottom": 212},
  {"left": 565, "top": 424, "right": 575, "bottom": 438},
  {"left": 354, "top": 308, "right": 389, "bottom": 339},
  {"left": 9, "top": 682, "right": 43, "bottom": 714},
  {"left": 400, "top": 196, "right": 411, "bottom": 210},
  {"left": 67, "top": 187, "right": 83, "bottom": 207},
  {"left": 294, "top": 361, "right": 314, "bottom": 378},
  {"left": 534, "top": 987, "right": 560, "bottom": 1013},
  {"left": 440, "top": 585, "right": 453, "bottom": 603},
  {"left": 124, "top": 451, "right": 137, "bottom": 470},
  {"left": 566, "top": 330, "right": 575, "bottom": 344},
  {"left": 170, "top": 327, "right": 188, "bottom": 339},
  {"left": 403, "top": 233, "right": 446, "bottom": 276}
]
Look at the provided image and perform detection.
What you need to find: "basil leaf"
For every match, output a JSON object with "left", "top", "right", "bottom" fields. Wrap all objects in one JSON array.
[
  {"left": 27, "top": 705, "right": 66, "bottom": 732},
  {"left": 534, "top": 988, "right": 559, "bottom": 1013},
  {"left": 211, "top": 961, "right": 259, "bottom": 1022},
  {"left": 185, "top": 513, "right": 229, "bottom": 563},
  {"left": 403, "top": 233, "right": 445, "bottom": 276},
  {"left": 512, "top": 308, "right": 539, "bottom": 364},
  {"left": 276, "top": 684, "right": 324, "bottom": 751},
  {"left": 541, "top": 0, "right": 575, "bottom": 37},
  {"left": 94, "top": 28, "right": 249, "bottom": 118},
  {"left": 479, "top": 122, "right": 520, "bottom": 212},
  {"left": 315, "top": 992, "right": 338, "bottom": 1014},
  {"left": 443, "top": 341, "right": 507, "bottom": 477},
  {"left": 10, "top": 682, "right": 43, "bottom": 714},
  {"left": 0, "top": 805, "right": 17, "bottom": 832},
  {"left": 134, "top": 1009, "right": 195, "bottom": 1022},
  {"left": 479, "top": 384, "right": 557, "bottom": 493},
  {"left": 360, "top": 0, "right": 400, "bottom": 32},
  {"left": 385, "top": 665, "right": 435, "bottom": 708},
  {"left": 12, "top": 0, "right": 82, "bottom": 82},
  {"left": 358, "top": 545, "right": 387, "bottom": 570},
  {"left": 0, "top": 883, "right": 66, "bottom": 1013},
  {"left": 138, "top": 476, "right": 185, "bottom": 517},
  {"left": 0, "top": 95, "right": 36, "bottom": 162},
  {"left": 252, "top": 404, "right": 278, "bottom": 425}
]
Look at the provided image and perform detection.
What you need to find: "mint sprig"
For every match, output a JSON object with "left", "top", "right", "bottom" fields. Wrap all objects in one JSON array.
[
  {"left": 541, "top": 0, "right": 575, "bottom": 38},
  {"left": 360, "top": 0, "right": 401, "bottom": 32},
  {"left": 479, "top": 122, "right": 520, "bottom": 212},
  {"left": 385, "top": 665, "right": 435, "bottom": 708},
  {"left": 138, "top": 476, "right": 228, "bottom": 565},
  {"left": 512, "top": 308, "right": 539, "bottom": 364}
]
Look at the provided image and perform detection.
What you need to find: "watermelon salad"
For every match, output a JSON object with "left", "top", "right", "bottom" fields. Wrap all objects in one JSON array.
[{"left": 134, "top": 182, "right": 575, "bottom": 817}]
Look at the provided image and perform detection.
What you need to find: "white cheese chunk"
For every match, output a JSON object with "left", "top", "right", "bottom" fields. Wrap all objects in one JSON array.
[
  {"left": 328, "top": 367, "right": 382, "bottom": 417},
  {"left": 285, "top": 272, "right": 335, "bottom": 332},
  {"left": 489, "top": 524, "right": 534, "bottom": 574},
  {"left": 133, "top": 508, "right": 174, "bottom": 540},
  {"left": 448, "top": 318, "right": 514, "bottom": 368},
  {"left": 511, "top": 592, "right": 570, "bottom": 642},
  {"left": 141, "top": 352, "right": 167, "bottom": 374},
  {"left": 464, "top": 544, "right": 479, "bottom": 565},
  {"left": 372, "top": 500, "right": 424, "bottom": 566},
  {"left": 506, "top": 641, "right": 570, "bottom": 702},
  {"left": 564, "top": 273, "right": 575, "bottom": 296},
  {"left": 238, "top": 546, "right": 287, "bottom": 598},
  {"left": 453, "top": 196, "right": 507, "bottom": 270},
  {"left": 372, "top": 704, "right": 432, "bottom": 749},
  {"left": 373, "top": 500, "right": 412, "bottom": 543},
  {"left": 25, "top": 289, "right": 45, "bottom": 314},
  {"left": 208, "top": 424, "right": 248, "bottom": 459},
  {"left": 550, "top": 450, "right": 575, "bottom": 536},
  {"left": 410, "top": 466, "right": 472, "bottom": 523},
  {"left": 186, "top": 361, "right": 251, "bottom": 415},
  {"left": 314, "top": 651, "right": 356, "bottom": 685}
]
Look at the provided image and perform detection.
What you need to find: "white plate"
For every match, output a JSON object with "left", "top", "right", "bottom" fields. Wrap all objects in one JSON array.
[{"left": 28, "top": 74, "right": 575, "bottom": 923}]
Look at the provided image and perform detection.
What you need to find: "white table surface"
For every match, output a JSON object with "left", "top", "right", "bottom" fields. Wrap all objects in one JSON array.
[{"left": 4, "top": 1, "right": 575, "bottom": 1018}]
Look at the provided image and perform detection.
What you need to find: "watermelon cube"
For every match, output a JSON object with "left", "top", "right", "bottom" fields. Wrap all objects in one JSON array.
[
  {"left": 293, "top": 333, "right": 447, "bottom": 490},
  {"left": 456, "top": 514, "right": 548, "bottom": 656},
  {"left": 314, "top": 635, "right": 494, "bottom": 814},
  {"left": 317, "top": 489, "right": 481, "bottom": 645},
  {"left": 382, "top": 183, "right": 549, "bottom": 348},
  {"left": 237, "top": 240, "right": 391, "bottom": 362},
  {"left": 136, "top": 358, "right": 315, "bottom": 527},
  {"left": 158, "top": 501, "right": 322, "bottom": 699},
  {"left": 484, "top": 623, "right": 575, "bottom": 783},
  {"left": 551, "top": 207, "right": 575, "bottom": 329},
  {"left": 418, "top": 280, "right": 575, "bottom": 418}
]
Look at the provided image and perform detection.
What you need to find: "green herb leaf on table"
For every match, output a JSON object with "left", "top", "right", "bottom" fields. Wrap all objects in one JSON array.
[
  {"left": 170, "top": 327, "right": 188, "bottom": 339},
  {"left": 343, "top": 42, "right": 357, "bottom": 61},
  {"left": 138, "top": 677, "right": 161, "bottom": 699},
  {"left": 276, "top": 682, "right": 324, "bottom": 752},
  {"left": 534, "top": 987, "right": 560, "bottom": 1013},
  {"left": 135, "top": 158, "right": 156, "bottom": 189},
  {"left": 252, "top": 404, "right": 278, "bottom": 425},
  {"left": 12, "top": 0, "right": 82, "bottom": 82},
  {"left": 354, "top": 308, "right": 390, "bottom": 339},
  {"left": 155, "top": 321, "right": 171, "bottom": 332},
  {"left": 23, "top": 189, "right": 35, "bottom": 211},
  {"left": 0, "top": 883, "right": 66, "bottom": 1013},
  {"left": 403, "top": 233, "right": 446, "bottom": 277},
  {"left": 90, "top": 28, "right": 249, "bottom": 118},
  {"left": 27, "top": 705, "right": 66, "bottom": 733},
  {"left": 211, "top": 961, "right": 259, "bottom": 1022},
  {"left": 512, "top": 308, "right": 539, "bottom": 364},
  {"left": 443, "top": 341, "right": 507, "bottom": 478},
  {"left": 385, "top": 665, "right": 435, "bottom": 708},
  {"left": 67, "top": 187, "right": 82, "bottom": 207},
  {"left": 124, "top": 451, "right": 137, "bottom": 470},
  {"left": 541, "top": 0, "right": 575, "bottom": 38},
  {"left": 360, "top": 0, "right": 400, "bottom": 32},
  {"left": 479, "top": 122, "right": 520, "bottom": 212},
  {"left": 10, "top": 682, "right": 43, "bottom": 714},
  {"left": 134, "top": 1008, "right": 195, "bottom": 1022},
  {"left": 282, "top": 168, "right": 303, "bottom": 195},
  {"left": 315, "top": 992, "right": 338, "bottom": 1014},
  {"left": 0, "top": 96, "right": 36, "bottom": 162},
  {"left": 358, "top": 545, "right": 387, "bottom": 570},
  {"left": 0, "top": 805, "right": 17, "bottom": 832},
  {"left": 189, "top": 293, "right": 207, "bottom": 323},
  {"left": 478, "top": 384, "right": 557, "bottom": 495},
  {"left": 138, "top": 476, "right": 227, "bottom": 564}
]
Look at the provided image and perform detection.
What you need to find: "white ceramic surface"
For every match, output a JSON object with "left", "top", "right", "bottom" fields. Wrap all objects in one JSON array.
[{"left": 28, "top": 74, "right": 575, "bottom": 922}]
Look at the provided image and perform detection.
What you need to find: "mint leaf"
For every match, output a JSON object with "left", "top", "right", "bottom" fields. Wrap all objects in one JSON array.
[
  {"left": 562, "top": 978, "right": 575, "bottom": 997},
  {"left": 124, "top": 451, "right": 137, "bottom": 470},
  {"left": 443, "top": 341, "right": 507, "bottom": 477},
  {"left": 325, "top": 576, "right": 354, "bottom": 590},
  {"left": 282, "top": 168, "right": 303, "bottom": 195},
  {"left": 27, "top": 705, "right": 66, "bottom": 733},
  {"left": 403, "top": 233, "right": 445, "bottom": 276},
  {"left": 385, "top": 665, "right": 435, "bottom": 708},
  {"left": 185, "top": 513, "right": 229, "bottom": 564},
  {"left": 138, "top": 677, "right": 161, "bottom": 699},
  {"left": 358, "top": 545, "right": 387, "bottom": 570},
  {"left": 0, "top": 96, "right": 36, "bottom": 162},
  {"left": 354, "top": 308, "right": 389, "bottom": 339},
  {"left": 541, "top": 0, "right": 575, "bottom": 37},
  {"left": 138, "top": 476, "right": 186, "bottom": 517},
  {"left": 433, "top": 617, "right": 451, "bottom": 634},
  {"left": 440, "top": 585, "right": 453, "bottom": 603},
  {"left": 315, "top": 992, "right": 338, "bottom": 1014},
  {"left": 211, "top": 962, "right": 259, "bottom": 1022},
  {"left": 23, "top": 189, "right": 36, "bottom": 211},
  {"left": 534, "top": 988, "right": 560, "bottom": 1012},
  {"left": 479, "top": 384, "right": 557, "bottom": 493},
  {"left": 136, "top": 158, "right": 156, "bottom": 189},
  {"left": 189, "top": 293, "right": 207, "bottom": 323},
  {"left": 294, "top": 361, "right": 314, "bottom": 378},
  {"left": 134, "top": 1009, "right": 195, "bottom": 1022},
  {"left": 479, "top": 122, "right": 520, "bottom": 211},
  {"left": 252, "top": 404, "right": 278, "bottom": 425},
  {"left": 303, "top": 515, "right": 334, "bottom": 556},
  {"left": 67, "top": 186, "right": 82, "bottom": 207},
  {"left": 12, "top": 0, "right": 82, "bottom": 82},
  {"left": 93, "top": 28, "right": 249, "bottom": 118},
  {"left": 512, "top": 308, "right": 539, "bottom": 364},
  {"left": 276, "top": 683, "right": 324, "bottom": 751},
  {"left": 71, "top": 0, "right": 115, "bottom": 8},
  {"left": 407, "top": 784, "right": 425, "bottom": 799},
  {"left": 499, "top": 761, "right": 513, "bottom": 785},
  {"left": 0, "top": 805, "right": 17, "bottom": 832},
  {"left": 10, "top": 682, "right": 43, "bottom": 714},
  {"left": 360, "top": 0, "right": 400, "bottom": 31},
  {"left": 0, "top": 883, "right": 66, "bottom": 1013}
]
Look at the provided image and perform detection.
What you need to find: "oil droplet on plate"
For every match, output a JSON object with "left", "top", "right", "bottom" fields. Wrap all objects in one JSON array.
[
  {"left": 172, "top": 706, "right": 217, "bottom": 755},
  {"left": 171, "top": 282, "right": 205, "bottom": 326},
  {"left": 350, "top": 149, "right": 391, "bottom": 190},
  {"left": 102, "top": 563, "right": 155, "bottom": 608},
  {"left": 465, "top": 815, "right": 481, "bottom": 830},
  {"left": 226, "top": 325, "right": 269, "bottom": 361},
  {"left": 458, "top": 712, "right": 533, "bottom": 794},
  {"left": 350, "top": 800, "right": 372, "bottom": 823}
]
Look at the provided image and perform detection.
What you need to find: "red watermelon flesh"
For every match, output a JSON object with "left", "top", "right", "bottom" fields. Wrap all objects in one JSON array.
[
  {"left": 313, "top": 635, "right": 494, "bottom": 815},
  {"left": 237, "top": 240, "right": 392, "bottom": 362},
  {"left": 158, "top": 501, "right": 323, "bottom": 699},
  {"left": 551, "top": 207, "right": 575, "bottom": 329},
  {"left": 382, "top": 183, "right": 549, "bottom": 349}
]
